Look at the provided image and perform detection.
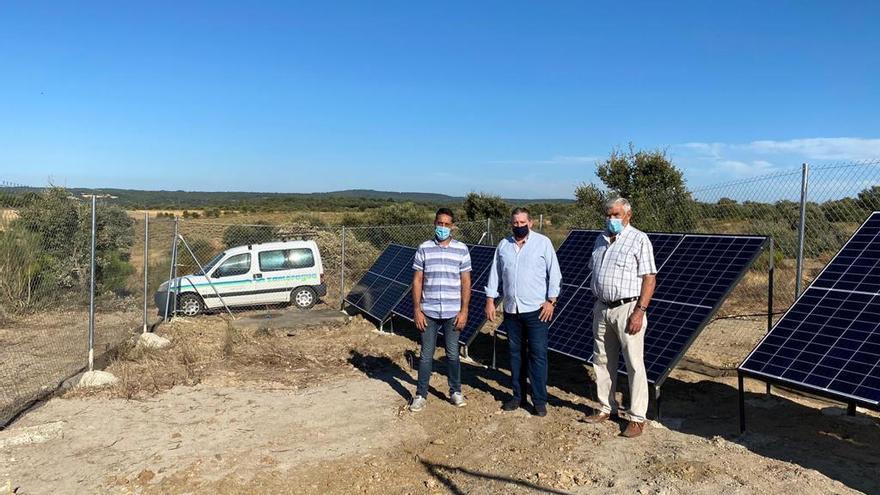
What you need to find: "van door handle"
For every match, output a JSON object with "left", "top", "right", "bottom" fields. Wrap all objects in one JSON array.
[{"left": 253, "top": 273, "right": 263, "bottom": 279}]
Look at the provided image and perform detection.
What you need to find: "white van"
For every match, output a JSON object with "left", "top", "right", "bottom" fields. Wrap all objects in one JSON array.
[{"left": 155, "top": 240, "right": 326, "bottom": 316}]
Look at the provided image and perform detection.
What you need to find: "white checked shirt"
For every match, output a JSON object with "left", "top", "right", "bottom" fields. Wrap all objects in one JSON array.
[{"left": 591, "top": 224, "right": 657, "bottom": 303}]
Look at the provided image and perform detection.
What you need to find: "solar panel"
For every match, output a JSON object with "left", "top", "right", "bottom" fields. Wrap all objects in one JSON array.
[
  {"left": 809, "top": 213, "right": 880, "bottom": 294},
  {"left": 344, "top": 244, "right": 416, "bottom": 322},
  {"left": 542, "top": 231, "right": 767, "bottom": 385},
  {"left": 469, "top": 244, "right": 498, "bottom": 292},
  {"left": 648, "top": 233, "right": 685, "bottom": 270},
  {"left": 740, "top": 213, "right": 880, "bottom": 409},
  {"left": 653, "top": 235, "right": 765, "bottom": 307},
  {"left": 556, "top": 230, "right": 599, "bottom": 288},
  {"left": 392, "top": 244, "right": 497, "bottom": 346}
]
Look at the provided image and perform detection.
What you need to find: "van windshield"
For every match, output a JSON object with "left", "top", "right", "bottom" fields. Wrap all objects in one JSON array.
[{"left": 198, "top": 252, "right": 225, "bottom": 275}]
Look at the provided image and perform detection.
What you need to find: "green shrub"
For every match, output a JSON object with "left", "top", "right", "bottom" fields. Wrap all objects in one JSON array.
[
  {"left": 0, "top": 226, "right": 54, "bottom": 312},
  {"left": 223, "top": 222, "right": 277, "bottom": 248}
]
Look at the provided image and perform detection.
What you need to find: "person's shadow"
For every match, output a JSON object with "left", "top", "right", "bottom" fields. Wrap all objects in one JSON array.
[
  {"left": 348, "top": 350, "right": 447, "bottom": 402},
  {"left": 348, "top": 328, "right": 592, "bottom": 418}
]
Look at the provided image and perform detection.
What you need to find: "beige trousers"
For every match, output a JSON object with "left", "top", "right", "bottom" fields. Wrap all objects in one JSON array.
[{"left": 591, "top": 300, "right": 649, "bottom": 422}]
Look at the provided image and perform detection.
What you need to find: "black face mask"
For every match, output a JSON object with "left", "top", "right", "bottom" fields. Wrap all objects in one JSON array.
[{"left": 512, "top": 225, "right": 529, "bottom": 239}]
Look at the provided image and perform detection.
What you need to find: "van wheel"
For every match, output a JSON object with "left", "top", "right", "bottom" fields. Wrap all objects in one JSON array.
[
  {"left": 292, "top": 287, "right": 316, "bottom": 310},
  {"left": 178, "top": 293, "right": 204, "bottom": 316}
]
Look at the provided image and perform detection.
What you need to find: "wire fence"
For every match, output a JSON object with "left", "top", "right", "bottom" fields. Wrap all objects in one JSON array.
[{"left": 1, "top": 159, "right": 878, "bottom": 426}]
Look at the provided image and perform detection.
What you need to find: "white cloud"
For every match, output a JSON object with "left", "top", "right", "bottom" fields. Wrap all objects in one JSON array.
[
  {"left": 745, "top": 138, "right": 880, "bottom": 160},
  {"left": 716, "top": 159, "right": 778, "bottom": 176},
  {"left": 675, "top": 136, "right": 880, "bottom": 183},
  {"left": 680, "top": 137, "right": 880, "bottom": 162},
  {"left": 488, "top": 155, "right": 599, "bottom": 165}
]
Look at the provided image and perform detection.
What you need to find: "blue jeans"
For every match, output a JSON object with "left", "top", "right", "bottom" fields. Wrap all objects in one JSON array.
[
  {"left": 416, "top": 316, "right": 462, "bottom": 398},
  {"left": 504, "top": 310, "right": 549, "bottom": 406}
]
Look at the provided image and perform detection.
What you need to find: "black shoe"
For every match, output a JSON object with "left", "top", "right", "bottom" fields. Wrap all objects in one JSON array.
[
  {"left": 502, "top": 398, "right": 521, "bottom": 411},
  {"left": 534, "top": 403, "right": 547, "bottom": 417}
]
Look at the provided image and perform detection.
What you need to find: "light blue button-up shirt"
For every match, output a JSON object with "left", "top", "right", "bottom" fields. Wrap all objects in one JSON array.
[{"left": 485, "top": 231, "right": 562, "bottom": 314}]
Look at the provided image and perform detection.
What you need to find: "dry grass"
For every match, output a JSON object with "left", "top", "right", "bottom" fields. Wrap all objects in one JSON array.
[{"left": 62, "top": 314, "right": 391, "bottom": 401}]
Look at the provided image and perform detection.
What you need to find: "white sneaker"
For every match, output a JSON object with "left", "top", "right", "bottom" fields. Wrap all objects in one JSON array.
[
  {"left": 451, "top": 392, "right": 467, "bottom": 407},
  {"left": 410, "top": 395, "right": 427, "bottom": 412}
]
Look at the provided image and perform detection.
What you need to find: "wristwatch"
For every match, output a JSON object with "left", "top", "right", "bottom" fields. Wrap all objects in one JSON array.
[
  {"left": 636, "top": 304, "right": 648, "bottom": 312},
  {"left": 548, "top": 299, "right": 557, "bottom": 307}
]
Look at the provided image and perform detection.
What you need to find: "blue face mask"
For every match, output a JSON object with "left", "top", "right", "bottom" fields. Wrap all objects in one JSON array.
[
  {"left": 606, "top": 218, "right": 624, "bottom": 235},
  {"left": 435, "top": 226, "right": 451, "bottom": 241}
]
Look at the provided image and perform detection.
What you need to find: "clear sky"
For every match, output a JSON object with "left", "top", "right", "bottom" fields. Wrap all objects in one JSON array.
[{"left": 1, "top": 1, "right": 878, "bottom": 198}]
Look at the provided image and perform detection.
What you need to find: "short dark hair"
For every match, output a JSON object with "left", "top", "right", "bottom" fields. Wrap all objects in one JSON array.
[
  {"left": 435, "top": 208, "right": 455, "bottom": 223},
  {"left": 511, "top": 207, "right": 530, "bottom": 219}
]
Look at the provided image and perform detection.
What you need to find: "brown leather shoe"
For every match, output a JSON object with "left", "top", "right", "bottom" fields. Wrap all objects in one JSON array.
[
  {"left": 622, "top": 421, "right": 646, "bottom": 438},
  {"left": 581, "top": 411, "right": 613, "bottom": 424}
]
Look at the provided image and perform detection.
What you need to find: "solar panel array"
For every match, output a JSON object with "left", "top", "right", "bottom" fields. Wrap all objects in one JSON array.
[
  {"left": 393, "top": 244, "right": 497, "bottom": 345},
  {"left": 345, "top": 229, "right": 767, "bottom": 387},
  {"left": 344, "top": 244, "right": 416, "bottom": 322},
  {"left": 740, "top": 212, "right": 880, "bottom": 408},
  {"left": 500, "top": 229, "right": 766, "bottom": 385}
]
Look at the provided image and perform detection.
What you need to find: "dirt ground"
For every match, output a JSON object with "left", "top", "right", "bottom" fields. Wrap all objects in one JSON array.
[
  {"left": 0, "top": 307, "right": 142, "bottom": 426},
  {"left": 1, "top": 307, "right": 879, "bottom": 495}
]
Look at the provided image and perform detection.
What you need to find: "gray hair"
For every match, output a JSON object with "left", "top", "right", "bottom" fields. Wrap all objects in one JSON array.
[{"left": 604, "top": 197, "right": 632, "bottom": 213}]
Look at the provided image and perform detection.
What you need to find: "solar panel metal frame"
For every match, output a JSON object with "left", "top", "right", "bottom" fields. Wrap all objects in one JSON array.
[
  {"left": 738, "top": 213, "right": 880, "bottom": 411},
  {"left": 343, "top": 243, "right": 417, "bottom": 324},
  {"left": 391, "top": 243, "right": 496, "bottom": 346},
  {"left": 496, "top": 230, "right": 768, "bottom": 388}
]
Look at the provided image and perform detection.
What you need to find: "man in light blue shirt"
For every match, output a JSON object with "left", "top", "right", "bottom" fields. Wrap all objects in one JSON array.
[{"left": 485, "top": 207, "right": 562, "bottom": 416}]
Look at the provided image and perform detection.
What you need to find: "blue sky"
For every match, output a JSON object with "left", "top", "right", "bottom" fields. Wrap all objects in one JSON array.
[{"left": 1, "top": 1, "right": 878, "bottom": 198}]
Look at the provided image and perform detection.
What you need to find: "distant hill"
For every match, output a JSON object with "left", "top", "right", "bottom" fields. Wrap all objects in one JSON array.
[{"left": 1, "top": 186, "right": 572, "bottom": 209}]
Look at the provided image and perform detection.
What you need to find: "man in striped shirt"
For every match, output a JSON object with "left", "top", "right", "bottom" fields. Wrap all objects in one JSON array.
[
  {"left": 409, "top": 208, "right": 472, "bottom": 412},
  {"left": 583, "top": 197, "right": 657, "bottom": 438}
]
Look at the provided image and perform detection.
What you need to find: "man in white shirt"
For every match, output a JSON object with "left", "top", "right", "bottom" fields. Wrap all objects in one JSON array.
[
  {"left": 485, "top": 207, "right": 562, "bottom": 417},
  {"left": 582, "top": 197, "right": 656, "bottom": 438}
]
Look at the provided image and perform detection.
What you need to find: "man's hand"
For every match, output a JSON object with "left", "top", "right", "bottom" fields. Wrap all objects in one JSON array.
[
  {"left": 485, "top": 299, "right": 496, "bottom": 323},
  {"left": 415, "top": 310, "right": 427, "bottom": 332},
  {"left": 454, "top": 310, "right": 468, "bottom": 330},
  {"left": 626, "top": 309, "right": 644, "bottom": 335},
  {"left": 539, "top": 301, "right": 555, "bottom": 322}
]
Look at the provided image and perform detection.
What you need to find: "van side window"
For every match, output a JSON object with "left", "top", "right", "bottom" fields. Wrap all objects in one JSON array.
[
  {"left": 214, "top": 253, "right": 251, "bottom": 277},
  {"left": 259, "top": 248, "right": 315, "bottom": 271}
]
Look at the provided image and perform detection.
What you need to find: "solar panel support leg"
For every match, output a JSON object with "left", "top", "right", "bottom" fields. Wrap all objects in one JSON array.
[
  {"left": 461, "top": 345, "right": 469, "bottom": 360},
  {"left": 847, "top": 402, "right": 856, "bottom": 416},
  {"left": 491, "top": 331, "right": 497, "bottom": 370},
  {"left": 652, "top": 385, "right": 661, "bottom": 420},
  {"left": 738, "top": 372, "right": 746, "bottom": 434},
  {"left": 765, "top": 383, "right": 771, "bottom": 396}
]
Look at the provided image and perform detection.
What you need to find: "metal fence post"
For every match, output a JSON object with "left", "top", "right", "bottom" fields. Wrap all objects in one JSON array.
[
  {"left": 143, "top": 211, "right": 149, "bottom": 334},
  {"left": 88, "top": 196, "right": 96, "bottom": 372},
  {"left": 539, "top": 213, "right": 544, "bottom": 231},
  {"left": 795, "top": 162, "right": 809, "bottom": 298},
  {"left": 486, "top": 218, "right": 492, "bottom": 245},
  {"left": 340, "top": 226, "right": 346, "bottom": 310},
  {"left": 162, "top": 218, "right": 179, "bottom": 322}
]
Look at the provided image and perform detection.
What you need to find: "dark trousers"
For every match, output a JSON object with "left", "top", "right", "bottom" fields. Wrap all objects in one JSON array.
[
  {"left": 504, "top": 310, "right": 549, "bottom": 406},
  {"left": 416, "top": 316, "right": 461, "bottom": 398}
]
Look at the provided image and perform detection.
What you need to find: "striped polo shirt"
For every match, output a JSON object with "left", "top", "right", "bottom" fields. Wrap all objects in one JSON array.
[{"left": 413, "top": 239, "right": 472, "bottom": 319}]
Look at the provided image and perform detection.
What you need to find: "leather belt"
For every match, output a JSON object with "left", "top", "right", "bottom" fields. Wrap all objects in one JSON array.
[{"left": 603, "top": 296, "right": 638, "bottom": 309}]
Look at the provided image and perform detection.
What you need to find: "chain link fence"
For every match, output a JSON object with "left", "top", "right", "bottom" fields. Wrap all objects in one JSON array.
[
  {"left": 2, "top": 159, "right": 878, "bottom": 425},
  {"left": 0, "top": 185, "right": 166, "bottom": 426},
  {"left": 162, "top": 219, "right": 498, "bottom": 319},
  {"left": 629, "top": 159, "right": 880, "bottom": 369}
]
